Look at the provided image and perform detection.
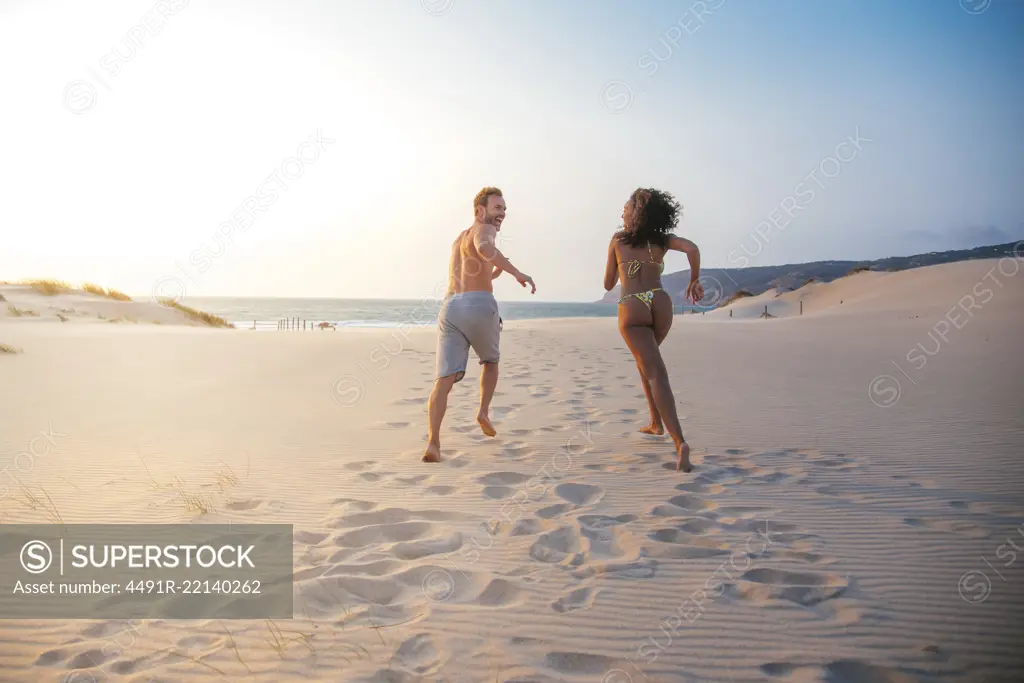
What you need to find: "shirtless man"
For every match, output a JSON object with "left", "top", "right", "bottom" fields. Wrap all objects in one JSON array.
[{"left": 423, "top": 187, "right": 536, "bottom": 463}]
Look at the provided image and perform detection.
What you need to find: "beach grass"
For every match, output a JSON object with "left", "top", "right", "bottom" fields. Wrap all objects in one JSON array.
[
  {"left": 158, "top": 299, "right": 234, "bottom": 328},
  {"left": 7, "top": 305, "right": 38, "bottom": 317},
  {"left": 23, "top": 279, "right": 74, "bottom": 296},
  {"left": 82, "top": 283, "right": 133, "bottom": 301},
  {"left": 842, "top": 264, "right": 873, "bottom": 277},
  {"left": 721, "top": 289, "right": 754, "bottom": 307}
]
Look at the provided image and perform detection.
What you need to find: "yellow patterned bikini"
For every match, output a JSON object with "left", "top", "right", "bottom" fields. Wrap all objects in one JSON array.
[{"left": 618, "top": 242, "right": 665, "bottom": 310}]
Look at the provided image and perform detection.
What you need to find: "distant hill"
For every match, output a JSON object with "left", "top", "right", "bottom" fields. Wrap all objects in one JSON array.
[{"left": 597, "top": 242, "right": 1022, "bottom": 308}]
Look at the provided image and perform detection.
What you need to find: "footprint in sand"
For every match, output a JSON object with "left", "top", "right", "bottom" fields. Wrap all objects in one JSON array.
[
  {"left": 674, "top": 480, "right": 726, "bottom": 495},
  {"left": 551, "top": 586, "right": 599, "bottom": 613},
  {"left": 392, "top": 396, "right": 428, "bottom": 405},
  {"left": 392, "top": 532, "right": 464, "bottom": 560},
  {"left": 529, "top": 527, "right": 582, "bottom": 564},
  {"left": 502, "top": 443, "right": 536, "bottom": 459},
  {"left": 490, "top": 407, "right": 517, "bottom": 420},
  {"left": 345, "top": 460, "right": 379, "bottom": 471},
  {"left": 490, "top": 517, "right": 560, "bottom": 538},
  {"left": 584, "top": 463, "right": 627, "bottom": 473},
  {"left": 537, "top": 503, "right": 575, "bottom": 519},
  {"left": 903, "top": 517, "right": 990, "bottom": 540},
  {"left": 329, "top": 497, "right": 378, "bottom": 511},
  {"left": 579, "top": 525, "right": 643, "bottom": 563},
  {"left": 645, "top": 541, "right": 730, "bottom": 560},
  {"left": 577, "top": 514, "right": 638, "bottom": 529},
  {"left": 477, "top": 471, "right": 533, "bottom": 486},
  {"left": 369, "top": 421, "right": 412, "bottom": 430},
  {"left": 482, "top": 486, "right": 515, "bottom": 500},
  {"left": 760, "top": 659, "right": 921, "bottom": 682},
  {"left": 392, "top": 474, "right": 433, "bottom": 487},
  {"left": 553, "top": 482, "right": 604, "bottom": 506},
  {"left": 390, "top": 633, "right": 444, "bottom": 676},
  {"left": 731, "top": 567, "right": 849, "bottom": 608},
  {"left": 543, "top": 651, "right": 627, "bottom": 677},
  {"left": 224, "top": 498, "right": 264, "bottom": 511},
  {"left": 648, "top": 494, "right": 716, "bottom": 518},
  {"left": 425, "top": 485, "right": 455, "bottom": 495}
]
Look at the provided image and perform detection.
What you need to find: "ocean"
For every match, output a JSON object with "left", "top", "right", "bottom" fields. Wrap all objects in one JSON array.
[{"left": 182, "top": 297, "right": 708, "bottom": 330}]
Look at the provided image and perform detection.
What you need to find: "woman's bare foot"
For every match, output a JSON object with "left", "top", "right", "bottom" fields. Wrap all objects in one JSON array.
[
  {"left": 640, "top": 422, "right": 664, "bottom": 435},
  {"left": 477, "top": 413, "right": 496, "bottom": 437},
  {"left": 675, "top": 440, "right": 692, "bottom": 473},
  {"left": 422, "top": 443, "right": 441, "bottom": 463}
]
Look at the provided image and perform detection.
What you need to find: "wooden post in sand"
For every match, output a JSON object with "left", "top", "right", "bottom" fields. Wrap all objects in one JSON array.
[
  {"left": 730, "top": 309, "right": 733, "bottom": 318},
  {"left": 800, "top": 301, "right": 803, "bottom": 315},
  {"left": 764, "top": 305, "right": 768, "bottom": 317}
]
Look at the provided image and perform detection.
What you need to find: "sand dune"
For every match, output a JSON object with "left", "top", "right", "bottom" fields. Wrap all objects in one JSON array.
[
  {"left": 707, "top": 257, "right": 1024, "bottom": 320},
  {"left": 1, "top": 282, "right": 229, "bottom": 328},
  {"left": 1, "top": 257, "right": 1022, "bottom": 682}
]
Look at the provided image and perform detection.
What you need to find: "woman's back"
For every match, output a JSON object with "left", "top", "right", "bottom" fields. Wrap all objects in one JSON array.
[{"left": 615, "top": 235, "right": 666, "bottom": 295}]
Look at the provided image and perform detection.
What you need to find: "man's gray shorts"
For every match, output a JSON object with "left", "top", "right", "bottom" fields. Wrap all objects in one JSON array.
[{"left": 436, "top": 291, "right": 501, "bottom": 383}]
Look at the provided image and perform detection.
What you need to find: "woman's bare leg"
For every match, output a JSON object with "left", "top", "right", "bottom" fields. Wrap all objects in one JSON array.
[
  {"left": 638, "top": 366, "right": 663, "bottom": 435},
  {"left": 620, "top": 323, "right": 690, "bottom": 472},
  {"left": 637, "top": 302, "right": 672, "bottom": 436}
]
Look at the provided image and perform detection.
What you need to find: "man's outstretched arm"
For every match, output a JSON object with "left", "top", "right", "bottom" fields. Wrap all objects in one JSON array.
[
  {"left": 474, "top": 224, "right": 536, "bottom": 293},
  {"left": 474, "top": 224, "right": 518, "bottom": 275}
]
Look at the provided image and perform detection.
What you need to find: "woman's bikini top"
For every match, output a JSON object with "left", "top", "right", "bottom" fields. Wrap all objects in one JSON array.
[{"left": 623, "top": 241, "right": 665, "bottom": 278}]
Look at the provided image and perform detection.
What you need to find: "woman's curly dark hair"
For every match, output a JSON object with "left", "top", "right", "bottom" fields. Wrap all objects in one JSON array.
[{"left": 618, "top": 188, "right": 682, "bottom": 249}]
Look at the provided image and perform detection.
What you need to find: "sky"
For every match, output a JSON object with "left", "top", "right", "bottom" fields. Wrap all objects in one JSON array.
[{"left": 1, "top": 0, "right": 1022, "bottom": 303}]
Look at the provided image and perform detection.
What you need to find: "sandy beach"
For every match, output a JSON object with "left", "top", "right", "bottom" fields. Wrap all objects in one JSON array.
[{"left": 1, "top": 257, "right": 1023, "bottom": 683}]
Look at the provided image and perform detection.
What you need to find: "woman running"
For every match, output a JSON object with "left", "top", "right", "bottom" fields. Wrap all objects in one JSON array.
[{"left": 604, "top": 188, "right": 703, "bottom": 472}]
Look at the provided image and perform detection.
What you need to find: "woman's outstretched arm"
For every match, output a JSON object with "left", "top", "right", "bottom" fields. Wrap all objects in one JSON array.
[
  {"left": 667, "top": 234, "right": 700, "bottom": 282},
  {"left": 667, "top": 234, "right": 704, "bottom": 303},
  {"left": 604, "top": 234, "right": 621, "bottom": 291}
]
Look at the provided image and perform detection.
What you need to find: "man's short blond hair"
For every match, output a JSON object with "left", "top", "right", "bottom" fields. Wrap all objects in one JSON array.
[{"left": 473, "top": 187, "right": 503, "bottom": 211}]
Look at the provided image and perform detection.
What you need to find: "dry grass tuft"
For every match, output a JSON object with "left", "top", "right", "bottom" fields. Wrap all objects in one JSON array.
[
  {"left": 7, "top": 305, "right": 38, "bottom": 317},
  {"left": 158, "top": 299, "right": 233, "bottom": 328},
  {"left": 842, "top": 264, "right": 873, "bottom": 277},
  {"left": 721, "top": 289, "right": 754, "bottom": 307},
  {"left": 23, "top": 279, "right": 73, "bottom": 295},
  {"left": 11, "top": 480, "right": 64, "bottom": 523},
  {"left": 82, "top": 283, "right": 132, "bottom": 301},
  {"left": 1, "top": 343, "right": 21, "bottom": 354},
  {"left": 795, "top": 277, "right": 817, "bottom": 290}
]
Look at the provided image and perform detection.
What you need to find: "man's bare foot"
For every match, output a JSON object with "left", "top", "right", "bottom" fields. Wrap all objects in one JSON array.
[
  {"left": 675, "top": 440, "right": 692, "bottom": 473},
  {"left": 640, "top": 423, "right": 664, "bottom": 435},
  {"left": 477, "top": 413, "right": 496, "bottom": 437},
  {"left": 422, "top": 443, "right": 441, "bottom": 463}
]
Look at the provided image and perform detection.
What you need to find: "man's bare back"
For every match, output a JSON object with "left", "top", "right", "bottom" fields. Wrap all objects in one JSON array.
[{"left": 447, "top": 225, "right": 498, "bottom": 296}]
